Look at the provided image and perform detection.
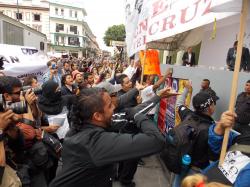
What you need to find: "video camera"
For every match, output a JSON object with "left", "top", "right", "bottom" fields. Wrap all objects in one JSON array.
[
  {"left": 0, "top": 94, "right": 28, "bottom": 114},
  {"left": 22, "top": 85, "right": 42, "bottom": 95}
]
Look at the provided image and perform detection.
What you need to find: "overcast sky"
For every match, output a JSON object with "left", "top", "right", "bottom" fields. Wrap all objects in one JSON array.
[{"left": 54, "top": 0, "right": 125, "bottom": 51}]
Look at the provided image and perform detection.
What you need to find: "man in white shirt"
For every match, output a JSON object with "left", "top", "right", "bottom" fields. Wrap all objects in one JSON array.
[{"left": 141, "top": 68, "right": 173, "bottom": 120}]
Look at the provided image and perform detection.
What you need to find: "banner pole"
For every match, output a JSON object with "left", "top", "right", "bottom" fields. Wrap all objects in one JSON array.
[
  {"left": 219, "top": 0, "right": 248, "bottom": 166},
  {"left": 140, "top": 45, "right": 147, "bottom": 84}
]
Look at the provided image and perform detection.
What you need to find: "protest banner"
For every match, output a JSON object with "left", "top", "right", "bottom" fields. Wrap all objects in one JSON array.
[
  {"left": 157, "top": 77, "right": 192, "bottom": 135},
  {"left": 125, "top": 0, "right": 237, "bottom": 56},
  {"left": 139, "top": 49, "right": 161, "bottom": 75},
  {"left": 0, "top": 44, "right": 48, "bottom": 82}
]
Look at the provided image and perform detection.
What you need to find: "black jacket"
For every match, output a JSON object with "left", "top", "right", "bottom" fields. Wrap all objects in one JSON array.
[
  {"left": 61, "top": 85, "right": 76, "bottom": 96},
  {"left": 226, "top": 47, "right": 250, "bottom": 71},
  {"left": 178, "top": 105, "right": 215, "bottom": 169},
  {"left": 182, "top": 52, "right": 195, "bottom": 66},
  {"left": 49, "top": 114, "right": 165, "bottom": 187},
  {"left": 235, "top": 92, "right": 250, "bottom": 125}
]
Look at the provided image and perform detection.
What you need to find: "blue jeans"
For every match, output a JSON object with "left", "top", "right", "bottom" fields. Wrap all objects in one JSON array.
[{"left": 172, "top": 169, "right": 199, "bottom": 187}]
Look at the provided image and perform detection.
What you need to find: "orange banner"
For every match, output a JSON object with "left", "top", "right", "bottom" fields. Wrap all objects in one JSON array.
[{"left": 139, "top": 50, "right": 161, "bottom": 75}]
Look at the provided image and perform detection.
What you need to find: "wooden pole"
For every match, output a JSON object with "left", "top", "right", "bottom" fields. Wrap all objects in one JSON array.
[
  {"left": 219, "top": 0, "right": 249, "bottom": 166},
  {"left": 140, "top": 45, "right": 147, "bottom": 84}
]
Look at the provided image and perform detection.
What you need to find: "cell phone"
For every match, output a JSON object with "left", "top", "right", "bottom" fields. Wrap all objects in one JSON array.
[{"left": 52, "top": 64, "right": 56, "bottom": 69}]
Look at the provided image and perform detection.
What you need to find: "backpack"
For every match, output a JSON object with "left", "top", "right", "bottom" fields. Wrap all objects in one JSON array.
[{"left": 160, "top": 114, "right": 209, "bottom": 174}]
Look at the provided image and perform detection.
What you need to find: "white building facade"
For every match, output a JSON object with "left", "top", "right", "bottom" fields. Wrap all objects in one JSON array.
[
  {"left": 0, "top": 0, "right": 50, "bottom": 37},
  {"left": 49, "top": 1, "right": 88, "bottom": 57},
  {"left": 0, "top": 12, "right": 47, "bottom": 52}
]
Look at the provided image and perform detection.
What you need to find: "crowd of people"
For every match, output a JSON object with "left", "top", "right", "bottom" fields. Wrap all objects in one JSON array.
[{"left": 0, "top": 55, "right": 249, "bottom": 187}]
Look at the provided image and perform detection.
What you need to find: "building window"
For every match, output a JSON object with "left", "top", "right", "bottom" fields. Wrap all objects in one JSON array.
[
  {"left": 70, "top": 25, "right": 77, "bottom": 34},
  {"left": 56, "top": 23, "right": 64, "bottom": 32},
  {"left": 33, "top": 14, "right": 40, "bottom": 21},
  {"left": 55, "top": 8, "right": 58, "bottom": 15},
  {"left": 75, "top": 11, "right": 77, "bottom": 18},
  {"left": 68, "top": 37, "right": 79, "bottom": 46},
  {"left": 69, "top": 10, "right": 73, "bottom": 17},
  {"left": 16, "top": 12, "right": 23, "bottom": 20},
  {"left": 61, "top": 9, "right": 64, "bottom": 16},
  {"left": 40, "top": 42, "right": 45, "bottom": 51},
  {"left": 25, "top": 12, "right": 30, "bottom": 21}
]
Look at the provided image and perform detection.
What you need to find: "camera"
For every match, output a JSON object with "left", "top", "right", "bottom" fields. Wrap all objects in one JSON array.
[
  {"left": 0, "top": 94, "right": 28, "bottom": 114},
  {"left": 51, "top": 64, "right": 57, "bottom": 69},
  {"left": 22, "top": 85, "right": 42, "bottom": 95}
]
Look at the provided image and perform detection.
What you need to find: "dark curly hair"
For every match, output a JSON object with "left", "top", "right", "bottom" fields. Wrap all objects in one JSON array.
[
  {"left": 67, "top": 88, "right": 107, "bottom": 137},
  {"left": 61, "top": 74, "right": 72, "bottom": 86}
]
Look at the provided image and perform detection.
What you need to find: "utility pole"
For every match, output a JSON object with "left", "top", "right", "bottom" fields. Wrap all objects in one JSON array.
[{"left": 17, "top": 0, "right": 19, "bottom": 21}]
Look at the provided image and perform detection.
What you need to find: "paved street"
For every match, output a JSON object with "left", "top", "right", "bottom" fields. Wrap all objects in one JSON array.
[{"left": 113, "top": 156, "right": 171, "bottom": 187}]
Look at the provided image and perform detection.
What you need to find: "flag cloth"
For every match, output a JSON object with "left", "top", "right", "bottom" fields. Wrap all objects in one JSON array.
[{"left": 139, "top": 50, "right": 161, "bottom": 75}]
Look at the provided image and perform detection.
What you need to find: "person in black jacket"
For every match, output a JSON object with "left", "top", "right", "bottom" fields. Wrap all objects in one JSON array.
[
  {"left": 226, "top": 41, "right": 250, "bottom": 71},
  {"left": 49, "top": 87, "right": 177, "bottom": 187},
  {"left": 234, "top": 80, "right": 250, "bottom": 134},
  {"left": 182, "top": 47, "right": 195, "bottom": 67},
  {"left": 200, "top": 79, "right": 219, "bottom": 104},
  {"left": 172, "top": 81, "right": 217, "bottom": 187},
  {"left": 61, "top": 74, "right": 77, "bottom": 96}
]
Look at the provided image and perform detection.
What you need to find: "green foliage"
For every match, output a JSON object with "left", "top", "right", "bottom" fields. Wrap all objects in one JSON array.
[{"left": 103, "top": 24, "right": 126, "bottom": 46}]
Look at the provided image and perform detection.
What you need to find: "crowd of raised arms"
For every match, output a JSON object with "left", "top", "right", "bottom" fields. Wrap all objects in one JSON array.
[{"left": 0, "top": 55, "right": 249, "bottom": 187}]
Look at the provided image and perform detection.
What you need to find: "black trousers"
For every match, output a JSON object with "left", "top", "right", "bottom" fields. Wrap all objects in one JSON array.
[{"left": 118, "top": 159, "right": 139, "bottom": 184}]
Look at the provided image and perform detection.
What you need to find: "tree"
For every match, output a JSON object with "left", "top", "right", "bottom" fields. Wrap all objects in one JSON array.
[{"left": 103, "top": 24, "right": 126, "bottom": 47}]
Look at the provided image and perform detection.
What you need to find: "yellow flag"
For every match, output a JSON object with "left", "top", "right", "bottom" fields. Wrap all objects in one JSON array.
[{"left": 210, "top": 18, "right": 217, "bottom": 40}]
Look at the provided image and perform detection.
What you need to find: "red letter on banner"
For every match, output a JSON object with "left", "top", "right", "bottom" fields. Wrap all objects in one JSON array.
[
  {"left": 152, "top": 0, "right": 168, "bottom": 18},
  {"left": 180, "top": 0, "right": 201, "bottom": 24},
  {"left": 161, "top": 15, "right": 176, "bottom": 32}
]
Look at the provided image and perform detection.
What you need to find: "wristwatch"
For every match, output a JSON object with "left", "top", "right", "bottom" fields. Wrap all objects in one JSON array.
[{"left": 0, "top": 129, "right": 4, "bottom": 142}]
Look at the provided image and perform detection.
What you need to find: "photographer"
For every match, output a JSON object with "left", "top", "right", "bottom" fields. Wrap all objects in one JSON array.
[
  {"left": 43, "top": 60, "right": 62, "bottom": 87},
  {"left": 1, "top": 76, "right": 39, "bottom": 121},
  {"left": 0, "top": 76, "right": 55, "bottom": 187},
  {"left": 0, "top": 110, "right": 22, "bottom": 187},
  {"left": 23, "top": 76, "right": 39, "bottom": 89}
]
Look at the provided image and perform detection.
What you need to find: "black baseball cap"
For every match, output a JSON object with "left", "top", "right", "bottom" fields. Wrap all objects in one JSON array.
[{"left": 193, "top": 91, "right": 214, "bottom": 111}]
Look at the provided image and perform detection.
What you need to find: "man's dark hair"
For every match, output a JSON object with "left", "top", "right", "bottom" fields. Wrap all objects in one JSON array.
[
  {"left": 84, "top": 72, "right": 93, "bottom": 80},
  {"left": 234, "top": 41, "right": 238, "bottom": 47},
  {"left": 203, "top": 79, "right": 210, "bottom": 85},
  {"left": 247, "top": 80, "right": 250, "bottom": 84},
  {"left": 23, "top": 75, "right": 37, "bottom": 86},
  {"left": 61, "top": 74, "right": 71, "bottom": 86},
  {"left": 0, "top": 76, "right": 22, "bottom": 94},
  {"left": 63, "top": 61, "right": 69, "bottom": 67},
  {"left": 47, "top": 61, "right": 52, "bottom": 67},
  {"left": 116, "top": 74, "right": 128, "bottom": 85},
  {"left": 68, "top": 88, "right": 107, "bottom": 135}
]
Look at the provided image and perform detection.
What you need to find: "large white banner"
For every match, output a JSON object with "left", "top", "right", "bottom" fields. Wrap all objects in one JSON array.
[
  {"left": 0, "top": 44, "right": 48, "bottom": 82},
  {"left": 125, "top": 0, "right": 238, "bottom": 56}
]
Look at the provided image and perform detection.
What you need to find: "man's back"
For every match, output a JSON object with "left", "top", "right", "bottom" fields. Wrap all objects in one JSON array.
[
  {"left": 50, "top": 116, "right": 165, "bottom": 187},
  {"left": 178, "top": 105, "right": 215, "bottom": 169}
]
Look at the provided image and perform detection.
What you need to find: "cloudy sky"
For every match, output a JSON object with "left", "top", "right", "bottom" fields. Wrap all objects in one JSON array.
[{"left": 54, "top": 0, "right": 125, "bottom": 51}]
